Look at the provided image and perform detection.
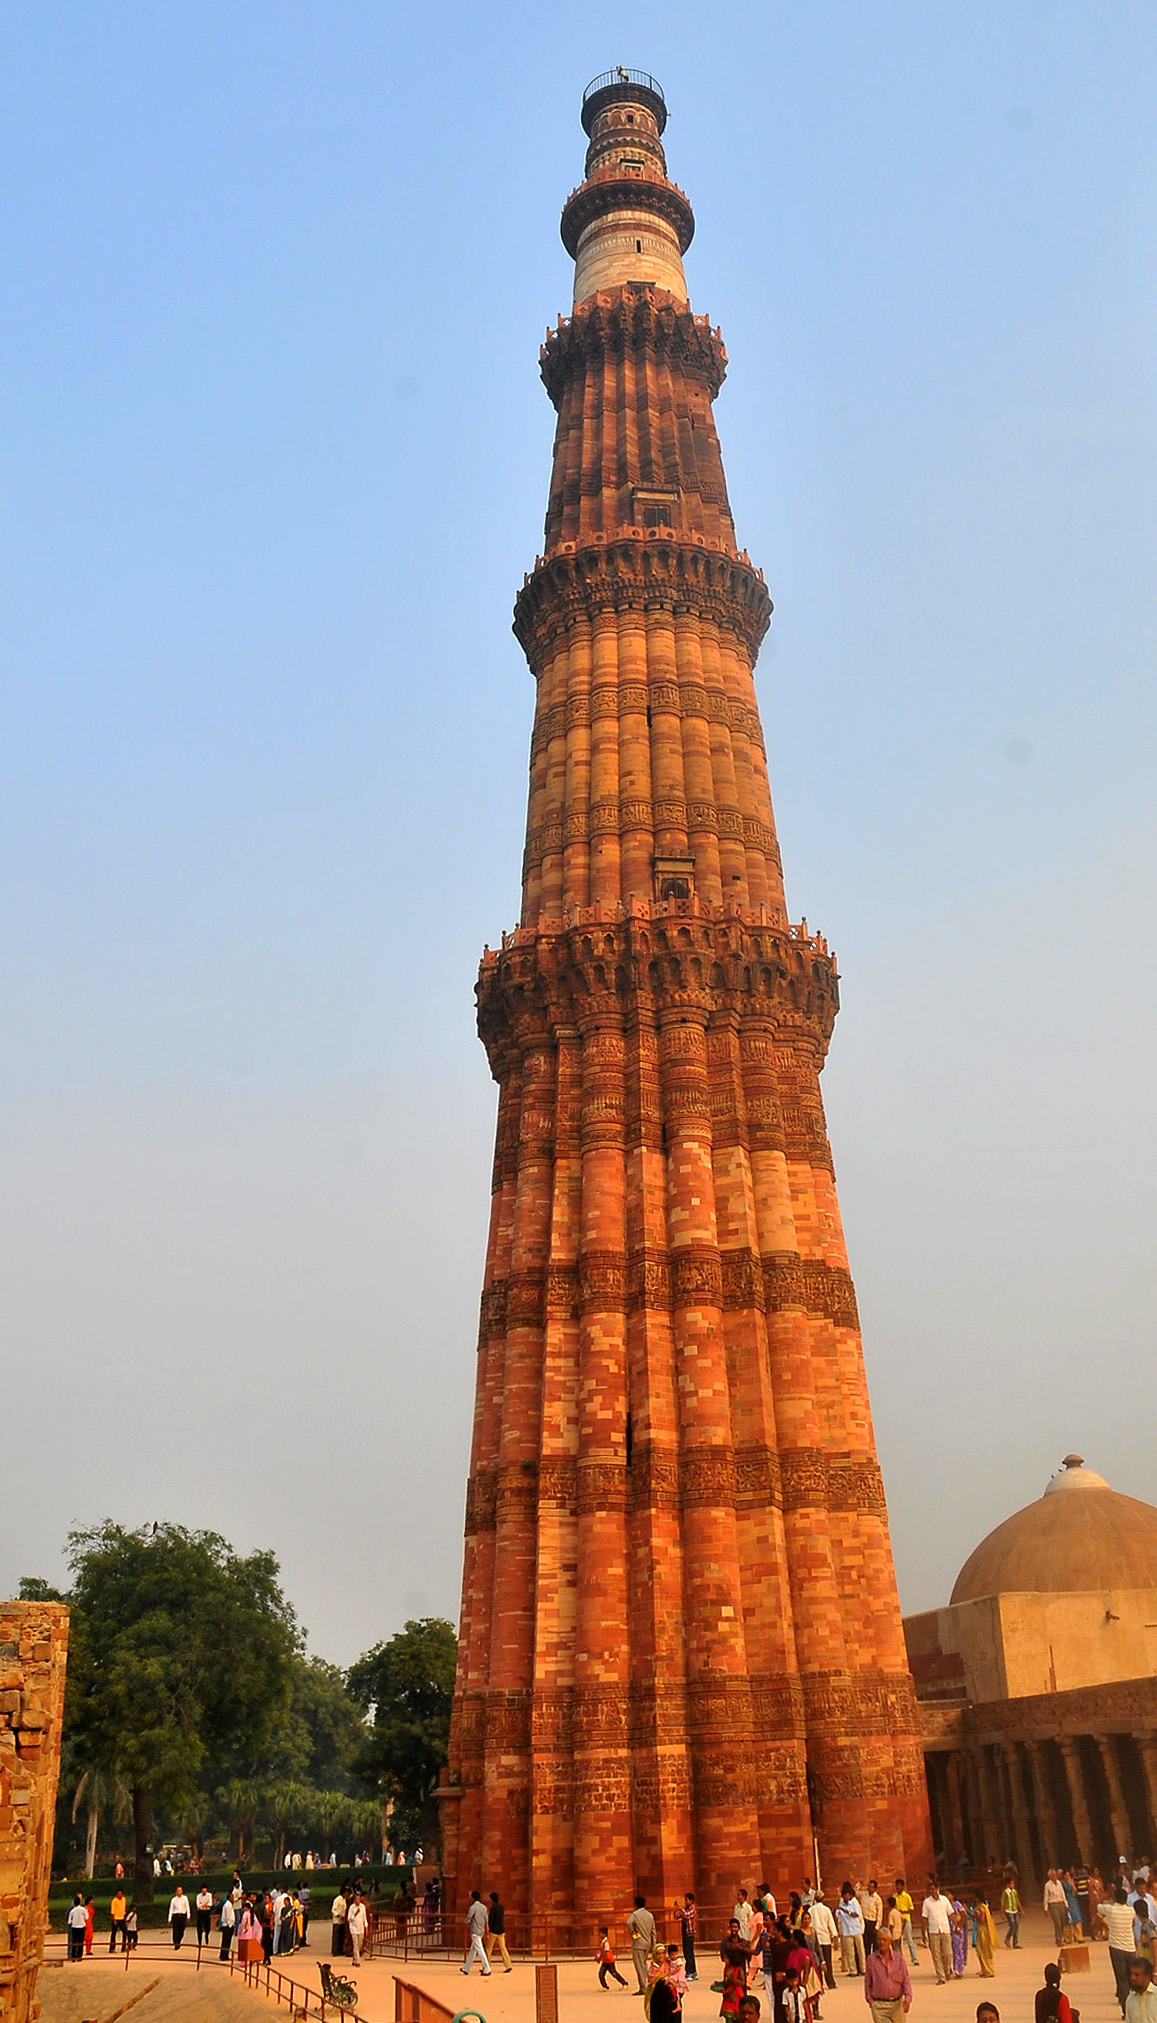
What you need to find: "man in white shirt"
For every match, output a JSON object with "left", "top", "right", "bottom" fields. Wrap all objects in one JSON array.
[
  {"left": 218, "top": 1895, "right": 237, "bottom": 1961},
  {"left": 168, "top": 1887, "right": 191, "bottom": 1950},
  {"left": 920, "top": 1886, "right": 953, "bottom": 1985},
  {"left": 461, "top": 1890, "right": 491, "bottom": 1977},
  {"left": 330, "top": 1889, "right": 348, "bottom": 1957},
  {"left": 66, "top": 1895, "right": 89, "bottom": 1961},
  {"left": 837, "top": 1886, "right": 866, "bottom": 1976},
  {"left": 1044, "top": 1871, "right": 1068, "bottom": 1946},
  {"left": 859, "top": 1881, "right": 883, "bottom": 1954},
  {"left": 1127, "top": 1954, "right": 1157, "bottom": 2023},
  {"left": 1132, "top": 1885, "right": 1157, "bottom": 1925},
  {"left": 811, "top": 1893, "right": 838, "bottom": 1990},
  {"left": 346, "top": 1894, "right": 368, "bottom": 1968},
  {"left": 196, "top": 1887, "right": 213, "bottom": 1948},
  {"left": 1105, "top": 1887, "right": 1143, "bottom": 2009},
  {"left": 734, "top": 1890, "right": 753, "bottom": 1941}
]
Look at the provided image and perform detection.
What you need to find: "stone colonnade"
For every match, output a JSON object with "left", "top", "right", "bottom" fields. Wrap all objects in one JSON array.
[{"left": 925, "top": 1725, "right": 1157, "bottom": 1884}]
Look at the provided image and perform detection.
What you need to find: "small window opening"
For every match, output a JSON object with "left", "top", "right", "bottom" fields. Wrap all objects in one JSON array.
[
  {"left": 626, "top": 113, "right": 635, "bottom": 124},
  {"left": 633, "top": 485, "right": 680, "bottom": 529},
  {"left": 646, "top": 704, "right": 653, "bottom": 728},
  {"left": 625, "top": 1413, "right": 634, "bottom": 1467},
  {"left": 655, "top": 853, "right": 695, "bottom": 905},
  {"left": 636, "top": 239, "right": 643, "bottom": 253}
]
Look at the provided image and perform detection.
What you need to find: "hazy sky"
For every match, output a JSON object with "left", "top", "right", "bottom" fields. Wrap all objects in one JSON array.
[{"left": 2, "top": 1, "right": 1155, "bottom": 1663}]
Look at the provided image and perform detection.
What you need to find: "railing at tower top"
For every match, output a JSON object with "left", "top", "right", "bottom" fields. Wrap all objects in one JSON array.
[
  {"left": 367, "top": 1907, "right": 700, "bottom": 1965},
  {"left": 583, "top": 70, "right": 665, "bottom": 108}
]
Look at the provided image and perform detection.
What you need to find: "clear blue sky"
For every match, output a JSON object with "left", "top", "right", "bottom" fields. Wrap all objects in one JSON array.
[{"left": 3, "top": 0, "right": 1155, "bottom": 1660}]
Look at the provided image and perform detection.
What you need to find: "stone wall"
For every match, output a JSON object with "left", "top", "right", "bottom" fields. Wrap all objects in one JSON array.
[{"left": 0, "top": 1602, "right": 69, "bottom": 2023}]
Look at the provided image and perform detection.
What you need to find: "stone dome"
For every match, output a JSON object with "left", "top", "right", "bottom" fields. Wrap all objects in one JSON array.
[{"left": 950, "top": 1455, "right": 1157, "bottom": 1604}]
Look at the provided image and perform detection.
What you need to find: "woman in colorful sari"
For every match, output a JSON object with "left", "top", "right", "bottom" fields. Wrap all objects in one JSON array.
[
  {"left": 974, "top": 1895, "right": 997, "bottom": 1978},
  {"left": 950, "top": 1897, "right": 968, "bottom": 1978},
  {"left": 747, "top": 1901, "right": 766, "bottom": 1987},
  {"left": 786, "top": 1925, "right": 824, "bottom": 2023},
  {"left": 719, "top": 1921, "right": 751, "bottom": 2019},
  {"left": 799, "top": 1909, "right": 822, "bottom": 1984}
]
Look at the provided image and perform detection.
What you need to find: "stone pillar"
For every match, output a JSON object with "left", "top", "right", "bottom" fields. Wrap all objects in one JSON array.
[
  {"left": 0, "top": 1600, "right": 69, "bottom": 2023},
  {"left": 1097, "top": 1736, "right": 1133, "bottom": 1865},
  {"left": 999, "top": 1742, "right": 1037, "bottom": 1888},
  {"left": 1025, "top": 1741, "right": 1062, "bottom": 1870},
  {"left": 1059, "top": 1736, "right": 1094, "bottom": 1865},
  {"left": 969, "top": 1745, "right": 1002, "bottom": 1865},
  {"left": 946, "top": 1752, "right": 968, "bottom": 1866},
  {"left": 1136, "top": 1734, "right": 1157, "bottom": 1851}
]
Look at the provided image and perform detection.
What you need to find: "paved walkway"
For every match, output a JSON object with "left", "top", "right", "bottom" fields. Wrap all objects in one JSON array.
[
  {"left": 38, "top": 1957, "right": 272, "bottom": 2023},
  {"left": 42, "top": 1913, "right": 1125, "bottom": 2023}
]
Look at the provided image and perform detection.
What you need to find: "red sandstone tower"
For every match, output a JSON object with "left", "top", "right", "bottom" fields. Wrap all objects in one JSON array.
[{"left": 439, "top": 70, "right": 930, "bottom": 1925}]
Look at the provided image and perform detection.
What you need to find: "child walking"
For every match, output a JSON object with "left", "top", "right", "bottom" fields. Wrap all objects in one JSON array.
[{"left": 599, "top": 1929, "right": 628, "bottom": 1989}]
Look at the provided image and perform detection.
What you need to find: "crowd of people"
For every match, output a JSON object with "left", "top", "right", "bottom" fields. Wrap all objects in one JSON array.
[
  {"left": 456, "top": 1861, "right": 1157, "bottom": 2023},
  {"left": 61, "top": 1846, "right": 1157, "bottom": 2023},
  {"left": 60, "top": 1870, "right": 403, "bottom": 1966},
  {"left": 602, "top": 1870, "right": 1157, "bottom": 2023}
]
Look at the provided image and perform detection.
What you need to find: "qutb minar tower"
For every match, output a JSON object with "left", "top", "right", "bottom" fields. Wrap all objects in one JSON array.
[{"left": 439, "top": 71, "right": 931, "bottom": 1923}]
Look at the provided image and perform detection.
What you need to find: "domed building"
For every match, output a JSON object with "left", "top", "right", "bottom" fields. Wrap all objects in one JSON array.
[{"left": 904, "top": 1456, "right": 1157, "bottom": 1882}]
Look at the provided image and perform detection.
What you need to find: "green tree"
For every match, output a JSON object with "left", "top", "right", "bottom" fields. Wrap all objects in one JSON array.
[
  {"left": 63, "top": 1522, "right": 299, "bottom": 1899},
  {"left": 203, "top": 1651, "right": 364, "bottom": 1863},
  {"left": 346, "top": 1617, "right": 456, "bottom": 1855}
]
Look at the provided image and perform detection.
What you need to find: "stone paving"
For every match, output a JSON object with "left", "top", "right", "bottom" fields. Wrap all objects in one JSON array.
[{"left": 41, "top": 1912, "right": 1125, "bottom": 2023}]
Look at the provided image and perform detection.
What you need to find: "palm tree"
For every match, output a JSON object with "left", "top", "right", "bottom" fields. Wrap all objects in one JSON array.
[{"left": 72, "top": 1765, "right": 131, "bottom": 1878}]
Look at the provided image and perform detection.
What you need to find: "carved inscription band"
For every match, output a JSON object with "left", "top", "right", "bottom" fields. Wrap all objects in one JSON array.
[
  {"left": 464, "top": 1446, "right": 886, "bottom": 1533},
  {"left": 480, "top": 1250, "right": 858, "bottom": 1334}
]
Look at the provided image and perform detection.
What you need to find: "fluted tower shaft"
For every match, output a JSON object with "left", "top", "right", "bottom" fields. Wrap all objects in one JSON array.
[{"left": 440, "top": 70, "right": 930, "bottom": 1924}]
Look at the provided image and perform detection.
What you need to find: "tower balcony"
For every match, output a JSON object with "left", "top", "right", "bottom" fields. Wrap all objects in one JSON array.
[{"left": 581, "top": 69, "right": 667, "bottom": 135}]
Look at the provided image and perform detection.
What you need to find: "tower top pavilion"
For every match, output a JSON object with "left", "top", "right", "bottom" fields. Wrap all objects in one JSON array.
[
  {"left": 562, "top": 69, "right": 693, "bottom": 305},
  {"left": 439, "top": 73, "right": 930, "bottom": 1930}
]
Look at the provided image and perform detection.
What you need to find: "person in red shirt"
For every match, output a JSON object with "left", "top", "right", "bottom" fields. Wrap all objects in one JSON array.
[{"left": 598, "top": 1929, "right": 628, "bottom": 1990}]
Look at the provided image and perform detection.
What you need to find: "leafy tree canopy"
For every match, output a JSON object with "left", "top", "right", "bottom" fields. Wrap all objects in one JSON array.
[
  {"left": 347, "top": 1617, "right": 456, "bottom": 1853},
  {"left": 64, "top": 1521, "right": 300, "bottom": 1895}
]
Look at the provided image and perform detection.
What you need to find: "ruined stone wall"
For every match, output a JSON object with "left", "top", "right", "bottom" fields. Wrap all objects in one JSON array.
[{"left": 0, "top": 1602, "right": 69, "bottom": 2023}]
